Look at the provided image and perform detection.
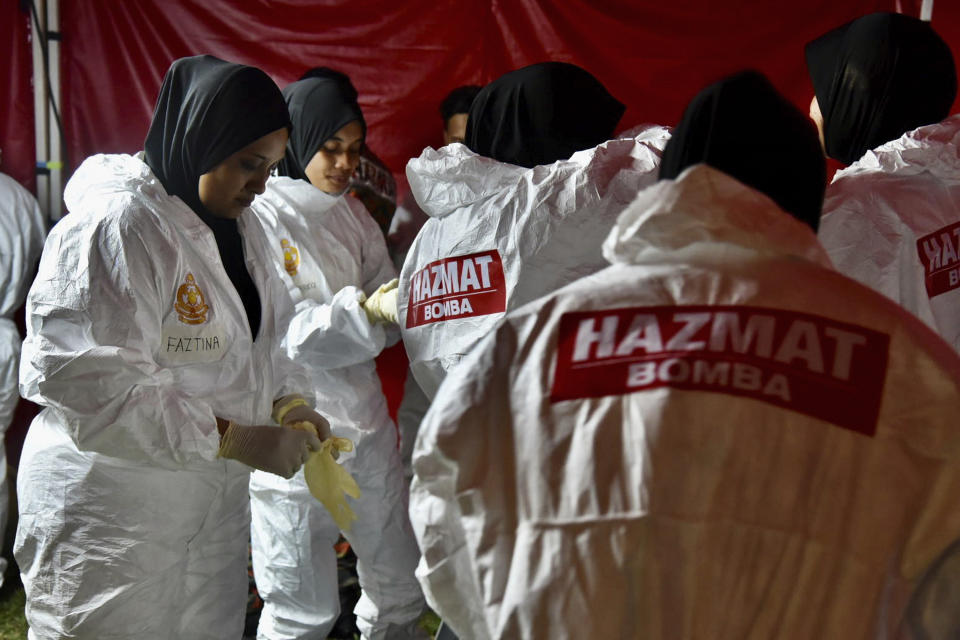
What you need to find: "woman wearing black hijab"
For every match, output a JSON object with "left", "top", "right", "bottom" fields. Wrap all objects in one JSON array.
[
  {"left": 397, "top": 61, "right": 672, "bottom": 401},
  {"left": 805, "top": 12, "right": 955, "bottom": 166},
  {"left": 810, "top": 14, "right": 960, "bottom": 353},
  {"left": 659, "top": 69, "right": 826, "bottom": 230},
  {"left": 16, "top": 55, "right": 330, "bottom": 638},
  {"left": 464, "top": 61, "right": 626, "bottom": 168},
  {"left": 248, "top": 76, "right": 425, "bottom": 639}
]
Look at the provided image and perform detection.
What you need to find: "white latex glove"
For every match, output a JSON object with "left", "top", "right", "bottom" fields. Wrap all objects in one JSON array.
[
  {"left": 362, "top": 278, "right": 399, "bottom": 324},
  {"left": 218, "top": 423, "right": 322, "bottom": 478}
]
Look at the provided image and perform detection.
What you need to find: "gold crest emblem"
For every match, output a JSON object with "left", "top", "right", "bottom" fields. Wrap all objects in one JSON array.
[
  {"left": 174, "top": 273, "right": 210, "bottom": 325},
  {"left": 282, "top": 239, "right": 300, "bottom": 276}
]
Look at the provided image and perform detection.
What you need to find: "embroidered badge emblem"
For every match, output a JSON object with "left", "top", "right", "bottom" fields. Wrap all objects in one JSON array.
[
  {"left": 174, "top": 273, "right": 210, "bottom": 325},
  {"left": 282, "top": 238, "right": 300, "bottom": 276}
]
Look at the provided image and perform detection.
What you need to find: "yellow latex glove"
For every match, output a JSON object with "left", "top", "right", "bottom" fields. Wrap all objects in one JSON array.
[
  {"left": 362, "top": 278, "right": 399, "bottom": 324},
  {"left": 289, "top": 421, "right": 361, "bottom": 531}
]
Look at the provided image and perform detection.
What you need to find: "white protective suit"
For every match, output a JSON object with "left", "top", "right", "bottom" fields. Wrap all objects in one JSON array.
[
  {"left": 398, "top": 126, "right": 671, "bottom": 399},
  {"left": 0, "top": 171, "right": 45, "bottom": 588},
  {"left": 410, "top": 165, "right": 960, "bottom": 639},
  {"left": 819, "top": 114, "right": 960, "bottom": 351},
  {"left": 15, "top": 154, "right": 311, "bottom": 640},
  {"left": 249, "top": 176, "right": 424, "bottom": 640}
]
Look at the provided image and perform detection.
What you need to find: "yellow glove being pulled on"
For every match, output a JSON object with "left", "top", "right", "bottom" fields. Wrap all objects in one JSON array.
[
  {"left": 362, "top": 278, "right": 399, "bottom": 325},
  {"left": 288, "top": 421, "right": 361, "bottom": 531}
]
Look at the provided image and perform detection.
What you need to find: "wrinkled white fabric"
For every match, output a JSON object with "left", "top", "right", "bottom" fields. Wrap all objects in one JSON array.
[
  {"left": 0, "top": 171, "right": 44, "bottom": 589},
  {"left": 15, "top": 154, "right": 309, "bottom": 639},
  {"left": 399, "top": 127, "right": 671, "bottom": 398},
  {"left": 0, "top": 172, "right": 45, "bottom": 318},
  {"left": 411, "top": 165, "right": 960, "bottom": 639},
  {"left": 249, "top": 176, "right": 424, "bottom": 640},
  {"left": 0, "top": 319, "right": 19, "bottom": 589},
  {"left": 819, "top": 115, "right": 960, "bottom": 351}
]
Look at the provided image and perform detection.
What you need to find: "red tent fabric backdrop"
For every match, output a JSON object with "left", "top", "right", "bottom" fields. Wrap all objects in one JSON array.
[
  {"left": 1, "top": 1, "right": 36, "bottom": 192},
  {"left": 56, "top": 0, "right": 959, "bottom": 193}
]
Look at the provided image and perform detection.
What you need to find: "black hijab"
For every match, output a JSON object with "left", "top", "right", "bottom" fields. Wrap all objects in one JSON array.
[
  {"left": 277, "top": 75, "right": 366, "bottom": 181},
  {"left": 465, "top": 61, "right": 625, "bottom": 168},
  {"left": 659, "top": 70, "right": 826, "bottom": 231},
  {"left": 144, "top": 55, "right": 290, "bottom": 338},
  {"left": 806, "top": 13, "right": 957, "bottom": 165}
]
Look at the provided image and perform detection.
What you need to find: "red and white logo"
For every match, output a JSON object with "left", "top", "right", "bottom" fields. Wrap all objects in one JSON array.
[
  {"left": 551, "top": 305, "right": 890, "bottom": 436},
  {"left": 917, "top": 221, "right": 960, "bottom": 298},
  {"left": 406, "top": 249, "right": 506, "bottom": 328}
]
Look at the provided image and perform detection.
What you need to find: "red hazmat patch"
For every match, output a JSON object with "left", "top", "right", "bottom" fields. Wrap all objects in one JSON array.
[
  {"left": 406, "top": 249, "right": 506, "bottom": 328},
  {"left": 917, "top": 222, "right": 960, "bottom": 298},
  {"left": 551, "top": 304, "right": 890, "bottom": 436}
]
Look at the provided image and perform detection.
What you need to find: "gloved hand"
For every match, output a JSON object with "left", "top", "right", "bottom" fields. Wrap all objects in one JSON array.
[
  {"left": 284, "top": 424, "right": 361, "bottom": 531},
  {"left": 303, "top": 437, "right": 361, "bottom": 531},
  {"left": 280, "top": 403, "right": 333, "bottom": 442},
  {"left": 218, "top": 422, "right": 322, "bottom": 478},
  {"left": 362, "top": 278, "right": 399, "bottom": 325}
]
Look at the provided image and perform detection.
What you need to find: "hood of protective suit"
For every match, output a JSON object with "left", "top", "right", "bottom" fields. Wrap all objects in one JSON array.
[
  {"left": 257, "top": 175, "right": 341, "bottom": 220},
  {"left": 604, "top": 164, "right": 831, "bottom": 268},
  {"left": 831, "top": 114, "right": 960, "bottom": 182},
  {"left": 817, "top": 114, "right": 960, "bottom": 353},
  {"left": 400, "top": 125, "right": 672, "bottom": 397},
  {"left": 65, "top": 153, "right": 195, "bottom": 225},
  {"left": 406, "top": 145, "right": 527, "bottom": 220}
]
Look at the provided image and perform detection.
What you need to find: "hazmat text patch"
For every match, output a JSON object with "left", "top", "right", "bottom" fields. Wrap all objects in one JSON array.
[
  {"left": 406, "top": 250, "right": 506, "bottom": 328},
  {"left": 917, "top": 222, "right": 960, "bottom": 298},
  {"left": 551, "top": 305, "right": 889, "bottom": 436}
]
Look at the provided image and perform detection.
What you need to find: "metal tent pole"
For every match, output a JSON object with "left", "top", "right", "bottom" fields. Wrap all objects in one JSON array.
[
  {"left": 31, "top": 0, "right": 50, "bottom": 216},
  {"left": 30, "top": 0, "right": 64, "bottom": 220},
  {"left": 47, "top": 0, "right": 62, "bottom": 220}
]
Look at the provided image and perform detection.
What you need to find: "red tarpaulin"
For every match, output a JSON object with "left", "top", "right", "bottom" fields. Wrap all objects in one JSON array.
[
  {"left": 57, "top": 0, "right": 960, "bottom": 191},
  {"left": 1, "top": 1, "right": 36, "bottom": 192}
]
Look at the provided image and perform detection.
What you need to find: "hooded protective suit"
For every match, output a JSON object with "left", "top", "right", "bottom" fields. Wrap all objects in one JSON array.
[
  {"left": 410, "top": 164, "right": 960, "bottom": 639},
  {"left": 399, "top": 127, "right": 670, "bottom": 398},
  {"left": 818, "top": 115, "right": 960, "bottom": 352},
  {"left": 16, "top": 153, "right": 309, "bottom": 639},
  {"left": 15, "top": 56, "right": 310, "bottom": 639},
  {"left": 250, "top": 176, "right": 425, "bottom": 640},
  {"left": 248, "top": 74, "right": 423, "bottom": 640},
  {"left": 398, "top": 62, "right": 660, "bottom": 399},
  {"left": 0, "top": 171, "right": 45, "bottom": 588}
]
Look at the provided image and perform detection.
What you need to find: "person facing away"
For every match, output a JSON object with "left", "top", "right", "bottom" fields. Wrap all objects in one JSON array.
[
  {"left": 249, "top": 74, "right": 427, "bottom": 640},
  {"left": 397, "top": 61, "right": 671, "bottom": 399},
  {"left": 15, "top": 55, "right": 331, "bottom": 639},
  {"left": 409, "top": 70, "right": 960, "bottom": 639},
  {"left": 807, "top": 13, "right": 960, "bottom": 351}
]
